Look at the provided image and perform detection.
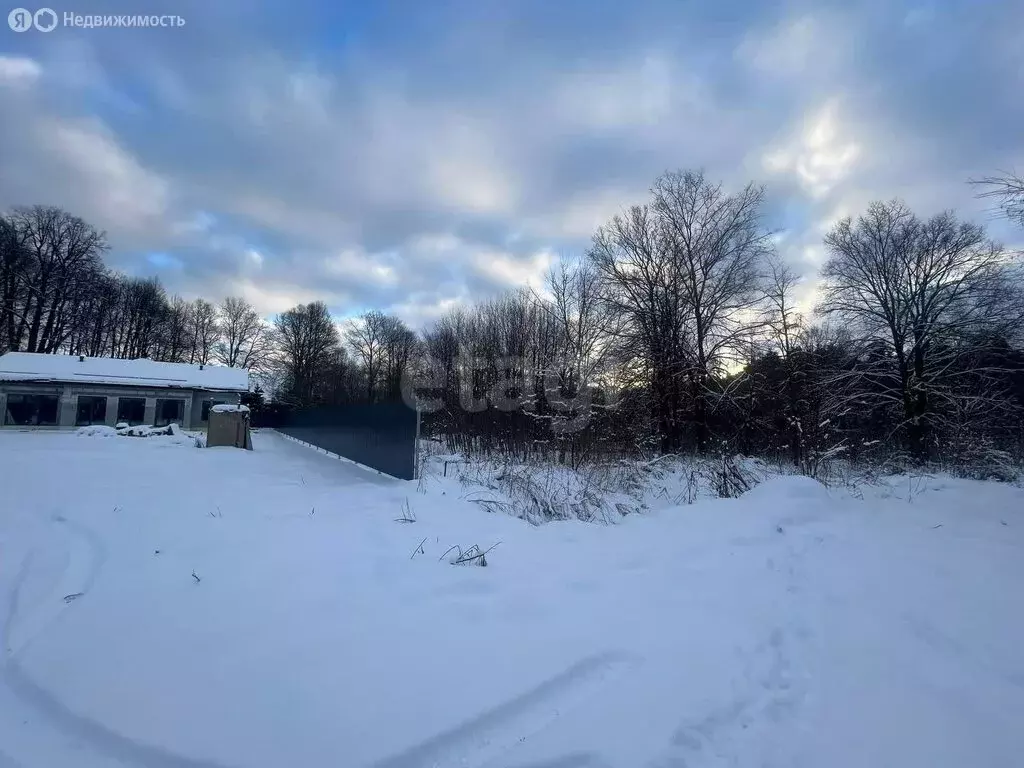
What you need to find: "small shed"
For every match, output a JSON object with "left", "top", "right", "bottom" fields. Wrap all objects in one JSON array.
[{"left": 206, "top": 404, "right": 252, "bottom": 449}]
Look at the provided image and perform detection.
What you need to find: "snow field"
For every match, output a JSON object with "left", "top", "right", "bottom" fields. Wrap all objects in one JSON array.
[{"left": 0, "top": 429, "right": 1022, "bottom": 767}]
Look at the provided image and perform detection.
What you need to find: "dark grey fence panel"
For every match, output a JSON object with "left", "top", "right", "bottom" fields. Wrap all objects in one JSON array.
[{"left": 271, "top": 403, "right": 419, "bottom": 480}]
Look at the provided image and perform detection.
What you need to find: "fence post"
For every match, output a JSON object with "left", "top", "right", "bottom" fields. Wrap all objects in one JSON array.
[{"left": 413, "top": 404, "right": 422, "bottom": 480}]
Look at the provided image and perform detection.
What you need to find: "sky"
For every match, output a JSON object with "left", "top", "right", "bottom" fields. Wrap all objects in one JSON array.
[{"left": 1, "top": 0, "right": 1022, "bottom": 327}]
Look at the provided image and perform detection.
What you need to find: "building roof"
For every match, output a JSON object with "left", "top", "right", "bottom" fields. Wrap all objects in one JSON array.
[{"left": 0, "top": 352, "right": 249, "bottom": 392}]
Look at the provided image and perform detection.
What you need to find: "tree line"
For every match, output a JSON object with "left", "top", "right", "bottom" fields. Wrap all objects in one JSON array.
[
  {"left": 3, "top": 169, "right": 1023, "bottom": 471},
  {"left": 0, "top": 205, "right": 422, "bottom": 411},
  {"left": 414, "top": 172, "right": 1024, "bottom": 472},
  {"left": 0, "top": 206, "right": 270, "bottom": 370}
]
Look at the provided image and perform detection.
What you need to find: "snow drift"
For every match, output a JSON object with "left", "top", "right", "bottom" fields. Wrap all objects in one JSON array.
[{"left": 0, "top": 429, "right": 1021, "bottom": 768}]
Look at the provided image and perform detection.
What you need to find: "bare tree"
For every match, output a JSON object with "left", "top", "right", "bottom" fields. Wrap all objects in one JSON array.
[
  {"left": 342, "top": 310, "right": 417, "bottom": 403},
  {"left": 273, "top": 301, "right": 340, "bottom": 406},
  {"left": 652, "top": 170, "right": 771, "bottom": 449},
  {"left": 543, "top": 259, "right": 617, "bottom": 393},
  {"left": 0, "top": 214, "right": 30, "bottom": 353},
  {"left": 345, "top": 310, "right": 390, "bottom": 402},
  {"left": 971, "top": 172, "right": 1024, "bottom": 228},
  {"left": 67, "top": 270, "right": 120, "bottom": 357},
  {"left": 216, "top": 296, "right": 269, "bottom": 370},
  {"left": 590, "top": 171, "right": 771, "bottom": 452},
  {"left": 187, "top": 299, "right": 219, "bottom": 365},
  {"left": 155, "top": 296, "right": 192, "bottom": 363},
  {"left": 110, "top": 277, "right": 168, "bottom": 359},
  {"left": 819, "top": 199, "right": 1020, "bottom": 459},
  {"left": 381, "top": 320, "right": 418, "bottom": 402},
  {"left": 763, "top": 257, "right": 803, "bottom": 361},
  {"left": 761, "top": 256, "right": 807, "bottom": 465},
  {"left": 3, "top": 206, "right": 109, "bottom": 354},
  {"left": 590, "top": 203, "right": 688, "bottom": 452},
  {"left": 534, "top": 258, "right": 622, "bottom": 463},
  {"left": 420, "top": 308, "right": 468, "bottom": 408}
]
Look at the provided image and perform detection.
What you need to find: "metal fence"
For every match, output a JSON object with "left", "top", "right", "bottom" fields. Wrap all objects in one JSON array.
[{"left": 254, "top": 403, "right": 420, "bottom": 480}]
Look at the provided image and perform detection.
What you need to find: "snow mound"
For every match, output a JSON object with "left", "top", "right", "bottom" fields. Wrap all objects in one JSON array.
[
  {"left": 743, "top": 474, "right": 830, "bottom": 503},
  {"left": 117, "top": 423, "right": 185, "bottom": 438},
  {"left": 76, "top": 425, "right": 118, "bottom": 438},
  {"left": 211, "top": 404, "right": 249, "bottom": 413}
]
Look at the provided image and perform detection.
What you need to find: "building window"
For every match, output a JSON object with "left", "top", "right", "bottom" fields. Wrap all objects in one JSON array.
[
  {"left": 201, "top": 400, "right": 226, "bottom": 422},
  {"left": 116, "top": 397, "right": 146, "bottom": 426},
  {"left": 76, "top": 395, "right": 108, "bottom": 426},
  {"left": 4, "top": 393, "right": 60, "bottom": 426},
  {"left": 154, "top": 398, "right": 185, "bottom": 427}
]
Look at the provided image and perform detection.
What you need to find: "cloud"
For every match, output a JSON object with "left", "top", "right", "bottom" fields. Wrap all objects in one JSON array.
[
  {"left": 1, "top": 0, "right": 1021, "bottom": 326},
  {"left": 736, "top": 15, "right": 825, "bottom": 77},
  {"left": 0, "top": 54, "right": 41, "bottom": 86},
  {"left": 555, "top": 54, "right": 679, "bottom": 132},
  {"left": 472, "top": 248, "right": 554, "bottom": 293},
  {"left": 224, "top": 278, "right": 328, "bottom": 316},
  {"left": 42, "top": 118, "right": 171, "bottom": 230},
  {"left": 0, "top": 55, "right": 176, "bottom": 251},
  {"left": 763, "top": 99, "right": 862, "bottom": 200},
  {"left": 323, "top": 248, "right": 399, "bottom": 287}
]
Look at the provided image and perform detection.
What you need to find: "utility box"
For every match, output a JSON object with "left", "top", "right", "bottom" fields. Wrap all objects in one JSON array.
[{"left": 207, "top": 404, "right": 253, "bottom": 450}]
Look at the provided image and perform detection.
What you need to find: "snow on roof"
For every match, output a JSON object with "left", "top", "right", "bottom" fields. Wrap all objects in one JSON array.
[
  {"left": 211, "top": 404, "right": 250, "bottom": 413},
  {"left": 0, "top": 352, "right": 249, "bottom": 392}
]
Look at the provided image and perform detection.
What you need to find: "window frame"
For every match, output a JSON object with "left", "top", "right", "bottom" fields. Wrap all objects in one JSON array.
[
  {"left": 3, "top": 392, "right": 60, "bottom": 426},
  {"left": 154, "top": 398, "right": 186, "bottom": 427},
  {"left": 75, "top": 395, "right": 108, "bottom": 426},
  {"left": 116, "top": 397, "right": 146, "bottom": 426}
]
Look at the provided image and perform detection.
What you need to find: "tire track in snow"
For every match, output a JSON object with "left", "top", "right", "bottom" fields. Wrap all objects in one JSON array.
[
  {"left": 902, "top": 611, "right": 1024, "bottom": 694},
  {"left": 372, "top": 651, "right": 637, "bottom": 768},
  {"left": 5, "top": 516, "right": 106, "bottom": 656},
  {"left": 1, "top": 657, "right": 239, "bottom": 768},
  {"left": 662, "top": 626, "right": 808, "bottom": 767},
  {"left": 657, "top": 526, "right": 817, "bottom": 767},
  {"left": 0, "top": 518, "right": 238, "bottom": 768}
]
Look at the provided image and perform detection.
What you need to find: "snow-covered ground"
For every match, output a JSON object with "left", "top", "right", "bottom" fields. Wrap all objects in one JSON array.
[{"left": 1, "top": 429, "right": 1022, "bottom": 768}]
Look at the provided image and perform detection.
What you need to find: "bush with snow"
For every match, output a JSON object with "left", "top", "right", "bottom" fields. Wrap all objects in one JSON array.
[
  {"left": 112, "top": 423, "right": 204, "bottom": 448},
  {"left": 701, "top": 455, "right": 767, "bottom": 498},
  {"left": 454, "top": 459, "right": 644, "bottom": 525},
  {"left": 76, "top": 425, "right": 118, "bottom": 438},
  {"left": 437, "top": 451, "right": 774, "bottom": 524},
  {"left": 945, "top": 435, "right": 1020, "bottom": 483},
  {"left": 118, "top": 424, "right": 173, "bottom": 438}
]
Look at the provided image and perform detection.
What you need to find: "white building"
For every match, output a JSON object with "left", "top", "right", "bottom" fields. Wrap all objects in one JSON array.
[{"left": 0, "top": 352, "right": 249, "bottom": 430}]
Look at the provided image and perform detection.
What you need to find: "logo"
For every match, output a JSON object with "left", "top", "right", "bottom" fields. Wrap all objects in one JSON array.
[
  {"left": 7, "top": 6, "right": 56, "bottom": 30},
  {"left": 33, "top": 7, "right": 56, "bottom": 30},
  {"left": 7, "top": 7, "right": 31, "bottom": 30}
]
